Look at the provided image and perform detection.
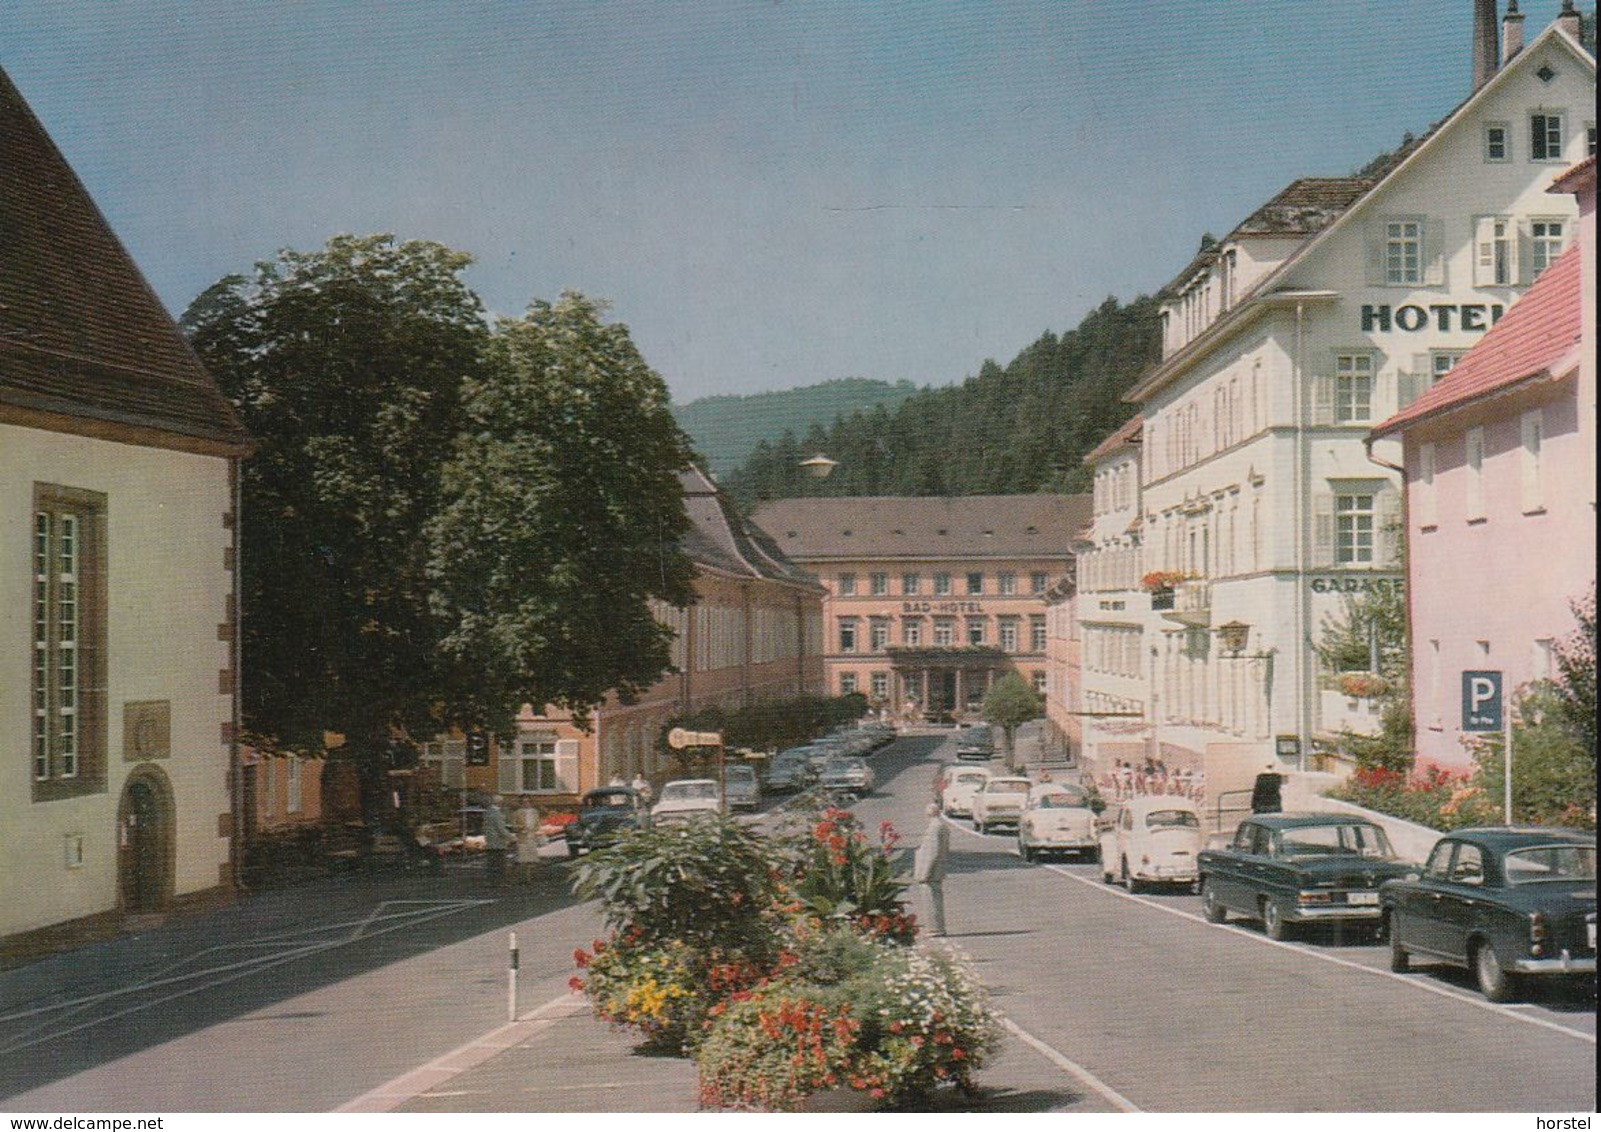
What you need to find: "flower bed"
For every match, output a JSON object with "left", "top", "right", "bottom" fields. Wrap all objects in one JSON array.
[
  {"left": 1334, "top": 671, "right": 1391, "bottom": 699},
  {"left": 1140, "top": 569, "right": 1190, "bottom": 593},
  {"left": 1328, "top": 765, "right": 1497, "bottom": 831},
  {"left": 568, "top": 807, "right": 997, "bottom": 1109}
]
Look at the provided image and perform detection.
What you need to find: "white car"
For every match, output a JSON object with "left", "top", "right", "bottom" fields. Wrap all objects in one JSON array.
[
  {"left": 971, "top": 776, "right": 1032, "bottom": 834},
  {"left": 939, "top": 766, "right": 992, "bottom": 818},
  {"left": 1017, "top": 783, "right": 1099, "bottom": 862},
  {"left": 1099, "top": 795, "right": 1203, "bottom": 891},
  {"left": 651, "top": 779, "right": 724, "bottom": 824}
]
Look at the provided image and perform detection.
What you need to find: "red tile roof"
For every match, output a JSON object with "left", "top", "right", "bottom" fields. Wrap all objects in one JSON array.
[
  {"left": 1082, "top": 415, "right": 1142, "bottom": 466},
  {"left": 1371, "top": 244, "right": 1583, "bottom": 438},
  {"left": 0, "top": 65, "right": 250, "bottom": 453}
]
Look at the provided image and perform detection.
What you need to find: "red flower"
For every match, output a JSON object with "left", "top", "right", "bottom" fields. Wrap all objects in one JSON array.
[
  {"left": 567, "top": 976, "right": 584, "bottom": 991},
  {"left": 573, "top": 948, "right": 590, "bottom": 968},
  {"left": 951, "top": 1048, "right": 966, "bottom": 1060}
]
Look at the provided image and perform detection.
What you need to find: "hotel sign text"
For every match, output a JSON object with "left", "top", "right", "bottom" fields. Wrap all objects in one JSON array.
[
  {"left": 1361, "top": 303, "right": 1504, "bottom": 333},
  {"left": 903, "top": 601, "right": 985, "bottom": 614}
]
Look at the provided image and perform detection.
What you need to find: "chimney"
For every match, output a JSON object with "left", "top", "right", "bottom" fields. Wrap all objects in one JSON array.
[
  {"left": 1472, "top": 0, "right": 1499, "bottom": 91},
  {"left": 1502, "top": 1, "right": 1525, "bottom": 65},
  {"left": 1556, "top": 0, "right": 1582, "bottom": 40}
]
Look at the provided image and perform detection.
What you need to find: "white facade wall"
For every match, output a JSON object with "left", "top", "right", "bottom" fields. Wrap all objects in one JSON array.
[
  {"left": 1130, "top": 28, "right": 1592, "bottom": 774},
  {"left": 2, "top": 423, "right": 234, "bottom": 937}
]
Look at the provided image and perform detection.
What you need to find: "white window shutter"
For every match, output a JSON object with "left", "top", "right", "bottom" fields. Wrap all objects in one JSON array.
[
  {"left": 1312, "top": 492, "right": 1335, "bottom": 567},
  {"left": 1365, "top": 222, "right": 1387, "bottom": 285},
  {"left": 1417, "top": 444, "right": 1438, "bottom": 528},
  {"left": 555, "top": 739, "right": 581, "bottom": 793},
  {"left": 1473, "top": 217, "right": 1496, "bottom": 286},
  {"left": 1310, "top": 374, "right": 1334, "bottom": 426},
  {"left": 1378, "top": 492, "right": 1402, "bottom": 566},
  {"left": 1517, "top": 219, "right": 1535, "bottom": 286},
  {"left": 1375, "top": 369, "right": 1397, "bottom": 422},
  {"left": 498, "top": 748, "right": 520, "bottom": 794},
  {"left": 1423, "top": 219, "right": 1446, "bottom": 286}
]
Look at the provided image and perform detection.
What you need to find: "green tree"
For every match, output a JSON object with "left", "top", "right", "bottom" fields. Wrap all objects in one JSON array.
[
  {"left": 982, "top": 673, "right": 1043, "bottom": 770},
  {"left": 1314, "top": 582, "right": 1412, "bottom": 771},
  {"left": 426, "top": 292, "right": 697, "bottom": 735},
  {"left": 181, "top": 235, "right": 488, "bottom": 788},
  {"left": 1553, "top": 583, "right": 1596, "bottom": 753}
]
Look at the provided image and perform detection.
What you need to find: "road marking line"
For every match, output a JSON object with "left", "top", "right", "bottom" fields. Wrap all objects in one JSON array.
[
  {"left": 1041, "top": 863, "right": 1597, "bottom": 1045},
  {"left": 334, "top": 991, "right": 585, "bottom": 1112},
  {"left": 998, "top": 1018, "right": 1143, "bottom": 1113}
]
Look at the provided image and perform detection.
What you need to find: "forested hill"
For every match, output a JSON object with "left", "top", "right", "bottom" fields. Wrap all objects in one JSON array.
[
  {"left": 721, "top": 294, "right": 1161, "bottom": 507},
  {"left": 673, "top": 378, "right": 923, "bottom": 475}
]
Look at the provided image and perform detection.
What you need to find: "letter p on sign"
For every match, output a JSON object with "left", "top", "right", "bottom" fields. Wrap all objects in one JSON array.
[{"left": 1461, "top": 670, "right": 1503, "bottom": 732}]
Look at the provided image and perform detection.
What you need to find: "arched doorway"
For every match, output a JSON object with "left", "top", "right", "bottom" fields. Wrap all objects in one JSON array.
[{"left": 118, "top": 767, "right": 175, "bottom": 913}]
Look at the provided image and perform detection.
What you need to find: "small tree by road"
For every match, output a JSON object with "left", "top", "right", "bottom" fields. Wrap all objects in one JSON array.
[{"left": 983, "top": 673, "right": 1043, "bottom": 770}]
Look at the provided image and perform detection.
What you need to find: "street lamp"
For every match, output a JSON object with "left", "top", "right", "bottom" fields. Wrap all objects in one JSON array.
[{"left": 800, "top": 453, "right": 838, "bottom": 479}]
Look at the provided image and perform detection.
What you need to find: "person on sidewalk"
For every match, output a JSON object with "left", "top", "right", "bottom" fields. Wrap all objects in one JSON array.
[
  {"left": 482, "top": 795, "right": 512, "bottom": 882},
  {"left": 514, "top": 796, "right": 542, "bottom": 883},
  {"left": 913, "top": 803, "right": 950, "bottom": 937}
]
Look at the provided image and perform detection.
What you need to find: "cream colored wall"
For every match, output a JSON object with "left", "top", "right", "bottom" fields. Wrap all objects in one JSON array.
[{"left": 2, "top": 424, "right": 234, "bottom": 937}]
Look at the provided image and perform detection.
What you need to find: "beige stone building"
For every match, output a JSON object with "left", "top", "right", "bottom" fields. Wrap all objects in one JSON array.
[{"left": 752, "top": 495, "right": 1089, "bottom": 723}]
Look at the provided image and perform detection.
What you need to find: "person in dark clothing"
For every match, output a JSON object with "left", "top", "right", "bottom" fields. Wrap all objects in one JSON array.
[{"left": 1251, "top": 764, "right": 1284, "bottom": 813}]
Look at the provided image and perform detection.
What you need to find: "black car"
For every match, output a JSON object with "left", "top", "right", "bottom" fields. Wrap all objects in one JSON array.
[
  {"left": 1197, "top": 814, "right": 1415, "bottom": 940},
  {"left": 954, "top": 726, "right": 994, "bottom": 762},
  {"left": 1381, "top": 826, "right": 1596, "bottom": 1002},
  {"left": 566, "top": 786, "right": 649, "bottom": 858}
]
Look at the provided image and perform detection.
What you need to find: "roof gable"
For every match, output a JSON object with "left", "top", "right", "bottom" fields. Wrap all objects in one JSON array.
[
  {"left": 0, "top": 65, "right": 250, "bottom": 454},
  {"left": 1371, "top": 242, "right": 1582, "bottom": 437}
]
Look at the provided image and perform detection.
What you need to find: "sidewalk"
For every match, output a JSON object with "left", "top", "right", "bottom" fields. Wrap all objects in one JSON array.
[{"left": 373, "top": 985, "right": 1119, "bottom": 1114}]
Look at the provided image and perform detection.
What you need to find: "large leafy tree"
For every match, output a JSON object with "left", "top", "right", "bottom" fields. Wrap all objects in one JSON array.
[
  {"left": 182, "top": 234, "right": 489, "bottom": 766},
  {"left": 426, "top": 292, "right": 697, "bottom": 735},
  {"left": 982, "top": 672, "right": 1043, "bottom": 770}
]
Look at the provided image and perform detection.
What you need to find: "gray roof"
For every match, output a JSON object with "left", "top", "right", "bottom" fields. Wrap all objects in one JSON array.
[
  {"left": 0, "top": 65, "right": 250, "bottom": 454},
  {"left": 751, "top": 494, "right": 1089, "bottom": 561},
  {"left": 680, "top": 468, "right": 822, "bottom": 589}
]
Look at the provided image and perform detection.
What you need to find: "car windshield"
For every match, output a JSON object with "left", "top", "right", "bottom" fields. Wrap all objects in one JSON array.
[
  {"left": 986, "top": 779, "right": 1030, "bottom": 795},
  {"left": 583, "top": 792, "right": 633, "bottom": 809},
  {"left": 1145, "top": 809, "right": 1200, "bottom": 829},
  {"left": 1503, "top": 844, "right": 1597, "bottom": 884},
  {"left": 1035, "top": 789, "right": 1087, "bottom": 809},
  {"left": 662, "top": 782, "right": 718, "bottom": 801},
  {"left": 953, "top": 772, "right": 987, "bottom": 786},
  {"left": 1276, "top": 822, "right": 1395, "bottom": 860}
]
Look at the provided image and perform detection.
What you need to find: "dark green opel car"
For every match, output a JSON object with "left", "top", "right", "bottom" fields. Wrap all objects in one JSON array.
[
  {"left": 1380, "top": 827, "right": 1596, "bottom": 1002},
  {"left": 1197, "top": 814, "right": 1414, "bottom": 940}
]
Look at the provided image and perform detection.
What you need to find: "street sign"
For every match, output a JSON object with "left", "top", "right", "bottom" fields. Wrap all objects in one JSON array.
[
  {"left": 1461, "top": 671, "right": 1504, "bottom": 732},
  {"left": 667, "top": 728, "right": 723, "bottom": 749}
]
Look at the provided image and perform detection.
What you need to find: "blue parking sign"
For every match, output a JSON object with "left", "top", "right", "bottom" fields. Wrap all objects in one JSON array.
[{"left": 1461, "top": 671, "right": 1503, "bottom": 732}]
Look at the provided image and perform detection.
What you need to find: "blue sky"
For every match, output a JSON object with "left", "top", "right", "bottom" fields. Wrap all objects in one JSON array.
[{"left": 2, "top": 1, "right": 1584, "bottom": 403}]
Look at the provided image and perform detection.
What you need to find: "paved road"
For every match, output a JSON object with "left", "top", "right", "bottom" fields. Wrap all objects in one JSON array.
[
  {"left": 2, "top": 729, "right": 1593, "bottom": 1112},
  {"left": 850, "top": 731, "right": 1597, "bottom": 1113}
]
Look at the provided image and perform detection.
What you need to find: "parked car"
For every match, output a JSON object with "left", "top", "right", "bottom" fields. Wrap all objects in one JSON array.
[
  {"left": 1017, "top": 783, "right": 1098, "bottom": 862},
  {"left": 1099, "top": 795, "right": 1202, "bottom": 891},
  {"left": 940, "top": 766, "right": 992, "bottom": 818},
  {"left": 1381, "top": 826, "right": 1596, "bottom": 1002},
  {"left": 954, "top": 726, "right": 994, "bottom": 762},
  {"left": 819, "top": 757, "right": 874, "bottom": 798},
  {"left": 651, "top": 779, "right": 724, "bottom": 824},
  {"left": 763, "top": 748, "right": 818, "bottom": 793},
  {"left": 971, "top": 775, "right": 1032, "bottom": 833},
  {"left": 1197, "top": 814, "right": 1414, "bottom": 940},
  {"left": 722, "top": 764, "right": 762, "bottom": 811},
  {"left": 565, "top": 786, "right": 650, "bottom": 857}
]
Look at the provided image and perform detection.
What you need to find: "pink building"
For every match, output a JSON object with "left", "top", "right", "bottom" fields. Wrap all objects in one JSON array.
[{"left": 1370, "top": 157, "right": 1594, "bottom": 772}]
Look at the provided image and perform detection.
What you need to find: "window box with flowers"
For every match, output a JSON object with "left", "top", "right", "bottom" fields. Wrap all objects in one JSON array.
[
  {"left": 1334, "top": 671, "right": 1391, "bottom": 699},
  {"left": 1142, "top": 570, "right": 1188, "bottom": 611}
]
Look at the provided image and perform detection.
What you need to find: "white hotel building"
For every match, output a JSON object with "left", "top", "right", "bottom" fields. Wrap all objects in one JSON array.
[{"left": 1096, "top": 14, "right": 1593, "bottom": 797}]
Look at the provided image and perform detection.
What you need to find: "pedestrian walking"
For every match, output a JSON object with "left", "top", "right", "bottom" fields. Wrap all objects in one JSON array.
[
  {"left": 913, "top": 803, "right": 951, "bottom": 937},
  {"left": 514, "top": 797, "right": 542, "bottom": 883},
  {"left": 631, "top": 773, "right": 653, "bottom": 806},
  {"left": 482, "top": 795, "right": 512, "bottom": 881}
]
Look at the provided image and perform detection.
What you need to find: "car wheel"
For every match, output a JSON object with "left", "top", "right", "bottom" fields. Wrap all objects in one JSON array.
[
  {"left": 1262, "top": 897, "right": 1289, "bottom": 941},
  {"left": 1200, "top": 878, "right": 1228, "bottom": 923},
  {"left": 1019, "top": 839, "right": 1035, "bottom": 862},
  {"left": 1388, "top": 916, "right": 1410, "bottom": 973},
  {"left": 1121, "top": 857, "right": 1143, "bottom": 894},
  {"left": 567, "top": 842, "right": 581, "bottom": 859},
  {"left": 1473, "top": 939, "right": 1517, "bottom": 1003},
  {"left": 973, "top": 818, "right": 983, "bottom": 833}
]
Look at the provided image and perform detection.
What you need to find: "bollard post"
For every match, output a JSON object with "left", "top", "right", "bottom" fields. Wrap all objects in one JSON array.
[{"left": 508, "top": 932, "right": 519, "bottom": 1022}]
